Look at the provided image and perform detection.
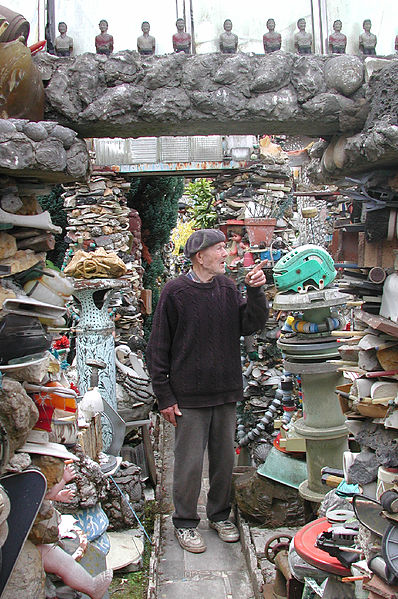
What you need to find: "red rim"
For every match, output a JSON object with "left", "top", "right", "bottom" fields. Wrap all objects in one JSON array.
[{"left": 294, "top": 517, "right": 351, "bottom": 576}]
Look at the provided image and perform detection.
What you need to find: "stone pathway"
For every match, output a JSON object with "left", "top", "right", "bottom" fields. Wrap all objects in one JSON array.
[{"left": 156, "top": 421, "right": 256, "bottom": 599}]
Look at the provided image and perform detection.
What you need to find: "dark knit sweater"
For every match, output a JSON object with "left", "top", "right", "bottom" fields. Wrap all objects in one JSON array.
[{"left": 146, "top": 274, "right": 268, "bottom": 410}]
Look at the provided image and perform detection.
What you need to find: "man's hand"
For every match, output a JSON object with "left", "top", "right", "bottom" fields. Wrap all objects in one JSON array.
[
  {"left": 160, "top": 403, "right": 182, "bottom": 427},
  {"left": 245, "top": 260, "right": 268, "bottom": 288}
]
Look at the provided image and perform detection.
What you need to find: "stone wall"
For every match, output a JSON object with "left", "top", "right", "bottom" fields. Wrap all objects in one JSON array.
[{"left": 34, "top": 51, "right": 369, "bottom": 139}]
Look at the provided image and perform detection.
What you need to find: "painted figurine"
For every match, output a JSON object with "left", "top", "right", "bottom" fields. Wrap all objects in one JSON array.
[
  {"left": 294, "top": 18, "right": 313, "bottom": 54},
  {"left": 54, "top": 22, "right": 73, "bottom": 57},
  {"left": 263, "top": 18, "right": 282, "bottom": 53},
  {"left": 226, "top": 232, "right": 247, "bottom": 267},
  {"left": 172, "top": 18, "right": 191, "bottom": 54},
  {"left": 328, "top": 19, "right": 347, "bottom": 54},
  {"left": 36, "top": 457, "right": 113, "bottom": 599},
  {"left": 95, "top": 19, "right": 114, "bottom": 56},
  {"left": 359, "top": 19, "right": 377, "bottom": 55},
  {"left": 137, "top": 21, "right": 155, "bottom": 56},
  {"left": 219, "top": 19, "right": 238, "bottom": 54}
]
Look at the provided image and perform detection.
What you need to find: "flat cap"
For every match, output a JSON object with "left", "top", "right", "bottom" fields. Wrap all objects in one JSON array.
[{"left": 183, "top": 228, "right": 226, "bottom": 258}]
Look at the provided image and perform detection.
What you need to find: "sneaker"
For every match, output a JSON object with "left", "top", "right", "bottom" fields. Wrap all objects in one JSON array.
[
  {"left": 174, "top": 527, "right": 206, "bottom": 553},
  {"left": 209, "top": 520, "right": 240, "bottom": 542}
]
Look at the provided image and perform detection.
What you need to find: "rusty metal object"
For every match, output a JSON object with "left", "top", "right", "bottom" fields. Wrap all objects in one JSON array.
[
  {"left": 263, "top": 534, "right": 304, "bottom": 599},
  {"left": 0, "top": 39, "right": 44, "bottom": 120},
  {"left": 265, "top": 534, "right": 293, "bottom": 564},
  {"left": 0, "top": 5, "right": 29, "bottom": 43}
]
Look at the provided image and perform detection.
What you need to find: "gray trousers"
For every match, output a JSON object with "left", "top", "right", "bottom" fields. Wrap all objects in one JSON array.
[{"left": 172, "top": 403, "right": 237, "bottom": 529}]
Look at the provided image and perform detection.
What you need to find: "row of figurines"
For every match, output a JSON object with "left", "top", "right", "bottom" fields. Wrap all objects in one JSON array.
[{"left": 50, "top": 17, "right": 397, "bottom": 58}]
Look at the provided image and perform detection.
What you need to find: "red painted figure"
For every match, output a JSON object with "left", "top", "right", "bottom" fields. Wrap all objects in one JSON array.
[
  {"left": 173, "top": 18, "right": 191, "bottom": 53},
  {"left": 95, "top": 19, "right": 114, "bottom": 56}
]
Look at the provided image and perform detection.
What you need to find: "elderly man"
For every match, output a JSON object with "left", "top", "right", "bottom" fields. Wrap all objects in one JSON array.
[{"left": 146, "top": 229, "right": 268, "bottom": 553}]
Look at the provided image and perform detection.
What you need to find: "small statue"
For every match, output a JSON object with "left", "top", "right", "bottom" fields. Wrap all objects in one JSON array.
[
  {"left": 263, "top": 18, "right": 282, "bottom": 53},
  {"left": 219, "top": 19, "right": 238, "bottom": 54},
  {"left": 328, "top": 19, "right": 347, "bottom": 54},
  {"left": 32, "top": 455, "right": 113, "bottom": 599},
  {"left": 54, "top": 21, "right": 73, "bottom": 57},
  {"left": 95, "top": 19, "right": 114, "bottom": 56},
  {"left": 359, "top": 19, "right": 377, "bottom": 55},
  {"left": 294, "top": 18, "right": 313, "bottom": 54},
  {"left": 137, "top": 21, "right": 155, "bottom": 56},
  {"left": 172, "top": 18, "right": 191, "bottom": 54},
  {"left": 226, "top": 231, "right": 247, "bottom": 267}
]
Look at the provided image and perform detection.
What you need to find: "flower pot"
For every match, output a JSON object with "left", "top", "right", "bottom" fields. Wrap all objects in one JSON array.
[{"left": 244, "top": 218, "right": 276, "bottom": 246}]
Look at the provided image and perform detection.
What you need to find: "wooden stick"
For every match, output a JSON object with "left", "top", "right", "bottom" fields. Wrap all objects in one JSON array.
[
  {"left": 331, "top": 331, "right": 367, "bottom": 337},
  {"left": 337, "top": 366, "right": 367, "bottom": 374}
]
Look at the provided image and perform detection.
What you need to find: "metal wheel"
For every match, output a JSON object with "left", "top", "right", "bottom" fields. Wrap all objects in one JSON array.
[{"left": 264, "top": 533, "right": 293, "bottom": 563}]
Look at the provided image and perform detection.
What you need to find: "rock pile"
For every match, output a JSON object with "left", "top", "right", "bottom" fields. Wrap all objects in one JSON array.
[
  {"left": 62, "top": 173, "right": 144, "bottom": 344},
  {"left": 0, "top": 119, "right": 90, "bottom": 181},
  {"left": 213, "top": 139, "right": 292, "bottom": 225},
  {"left": 33, "top": 51, "right": 369, "bottom": 138}
]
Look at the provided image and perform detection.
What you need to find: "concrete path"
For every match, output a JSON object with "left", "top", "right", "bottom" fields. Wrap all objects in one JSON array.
[{"left": 157, "top": 421, "right": 256, "bottom": 599}]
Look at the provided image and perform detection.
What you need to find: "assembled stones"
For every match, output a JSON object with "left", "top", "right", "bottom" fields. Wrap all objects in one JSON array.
[
  {"left": 95, "top": 19, "right": 114, "bottom": 56},
  {"left": 172, "top": 18, "right": 191, "bottom": 53},
  {"left": 137, "top": 21, "right": 155, "bottom": 56},
  {"left": 359, "top": 19, "right": 377, "bottom": 55},
  {"left": 263, "top": 19, "right": 282, "bottom": 53},
  {"left": 54, "top": 21, "right": 73, "bottom": 57},
  {"left": 294, "top": 18, "right": 312, "bottom": 54},
  {"left": 219, "top": 19, "right": 238, "bottom": 54},
  {"left": 328, "top": 19, "right": 347, "bottom": 54}
]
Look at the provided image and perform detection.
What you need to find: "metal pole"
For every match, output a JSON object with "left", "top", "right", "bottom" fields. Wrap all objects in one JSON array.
[
  {"left": 309, "top": 0, "right": 316, "bottom": 54},
  {"left": 46, "top": 0, "right": 55, "bottom": 47},
  {"left": 189, "top": 0, "right": 196, "bottom": 54}
]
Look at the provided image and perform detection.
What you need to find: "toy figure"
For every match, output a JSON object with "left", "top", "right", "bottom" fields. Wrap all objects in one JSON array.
[
  {"left": 172, "top": 18, "right": 191, "bottom": 54},
  {"left": 226, "top": 231, "right": 247, "bottom": 267},
  {"left": 328, "top": 19, "right": 347, "bottom": 54},
  {"left": 95, "top": 19, "right": 114, "bottom": 56},
  {"left": 36, "top": 457, "right": 113, "bottom": 599},
  {"left": 359, "top": 19, "right": 377, "bottom": 55},
  {"left": 294, "top": 18, "right": 313, "bottom": 54},
  {"left": 137, "top": 21, "right": 155, "bottom": 56},
  {"left": 219, "top": 19, "right": 238, "bottom": 54},
  {"left": 54, "top": 22, "right": 73, "bottom": 56},
  {"left": 263, "top": 18, "right": 282, "bottom": 53},
  {"left": 45, "top": 461, "right": 76, "bottom": 502}
]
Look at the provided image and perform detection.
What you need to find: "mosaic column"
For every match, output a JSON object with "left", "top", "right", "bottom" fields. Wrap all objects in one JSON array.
[{"left": 73, "top": 278, "right": 129, "bottom": 452}]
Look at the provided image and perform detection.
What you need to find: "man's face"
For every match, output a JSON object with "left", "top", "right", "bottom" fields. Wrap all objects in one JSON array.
[
  {"left": 142, "top": 22, "right": 150, "bottom": 34},
  {"left": 99, "top": 21, "right": 108, "bottom": 33},
  {"left": 224, "top": 20, "right": 232, "bottom": 32},
  {"left": 197, "top": 242, "right": 228, "bottom": 276},
  {"left": 58, "top": 23, "right": 67, "bottom": 34}
]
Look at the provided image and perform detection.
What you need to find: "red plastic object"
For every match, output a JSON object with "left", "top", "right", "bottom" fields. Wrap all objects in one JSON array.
[
  {"left": 294, "top": 517, "right": 351, "bottom": 577},
  {"left": 273, "top": 432, "right": 306, "bottom": 457},
  {"left": 29, "top": 40, "right": 46, "bottom": 55}
]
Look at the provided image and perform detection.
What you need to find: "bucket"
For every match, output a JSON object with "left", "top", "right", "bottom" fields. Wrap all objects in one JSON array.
[
  {"left": 244, "top": 218, "right": 276, "bottom": 246},
  {"left": 24, "top": 269, "right": 74, "bottom": 307},
  {"left": 0, "top": 6, "right": 30, "bottom": 43}
]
